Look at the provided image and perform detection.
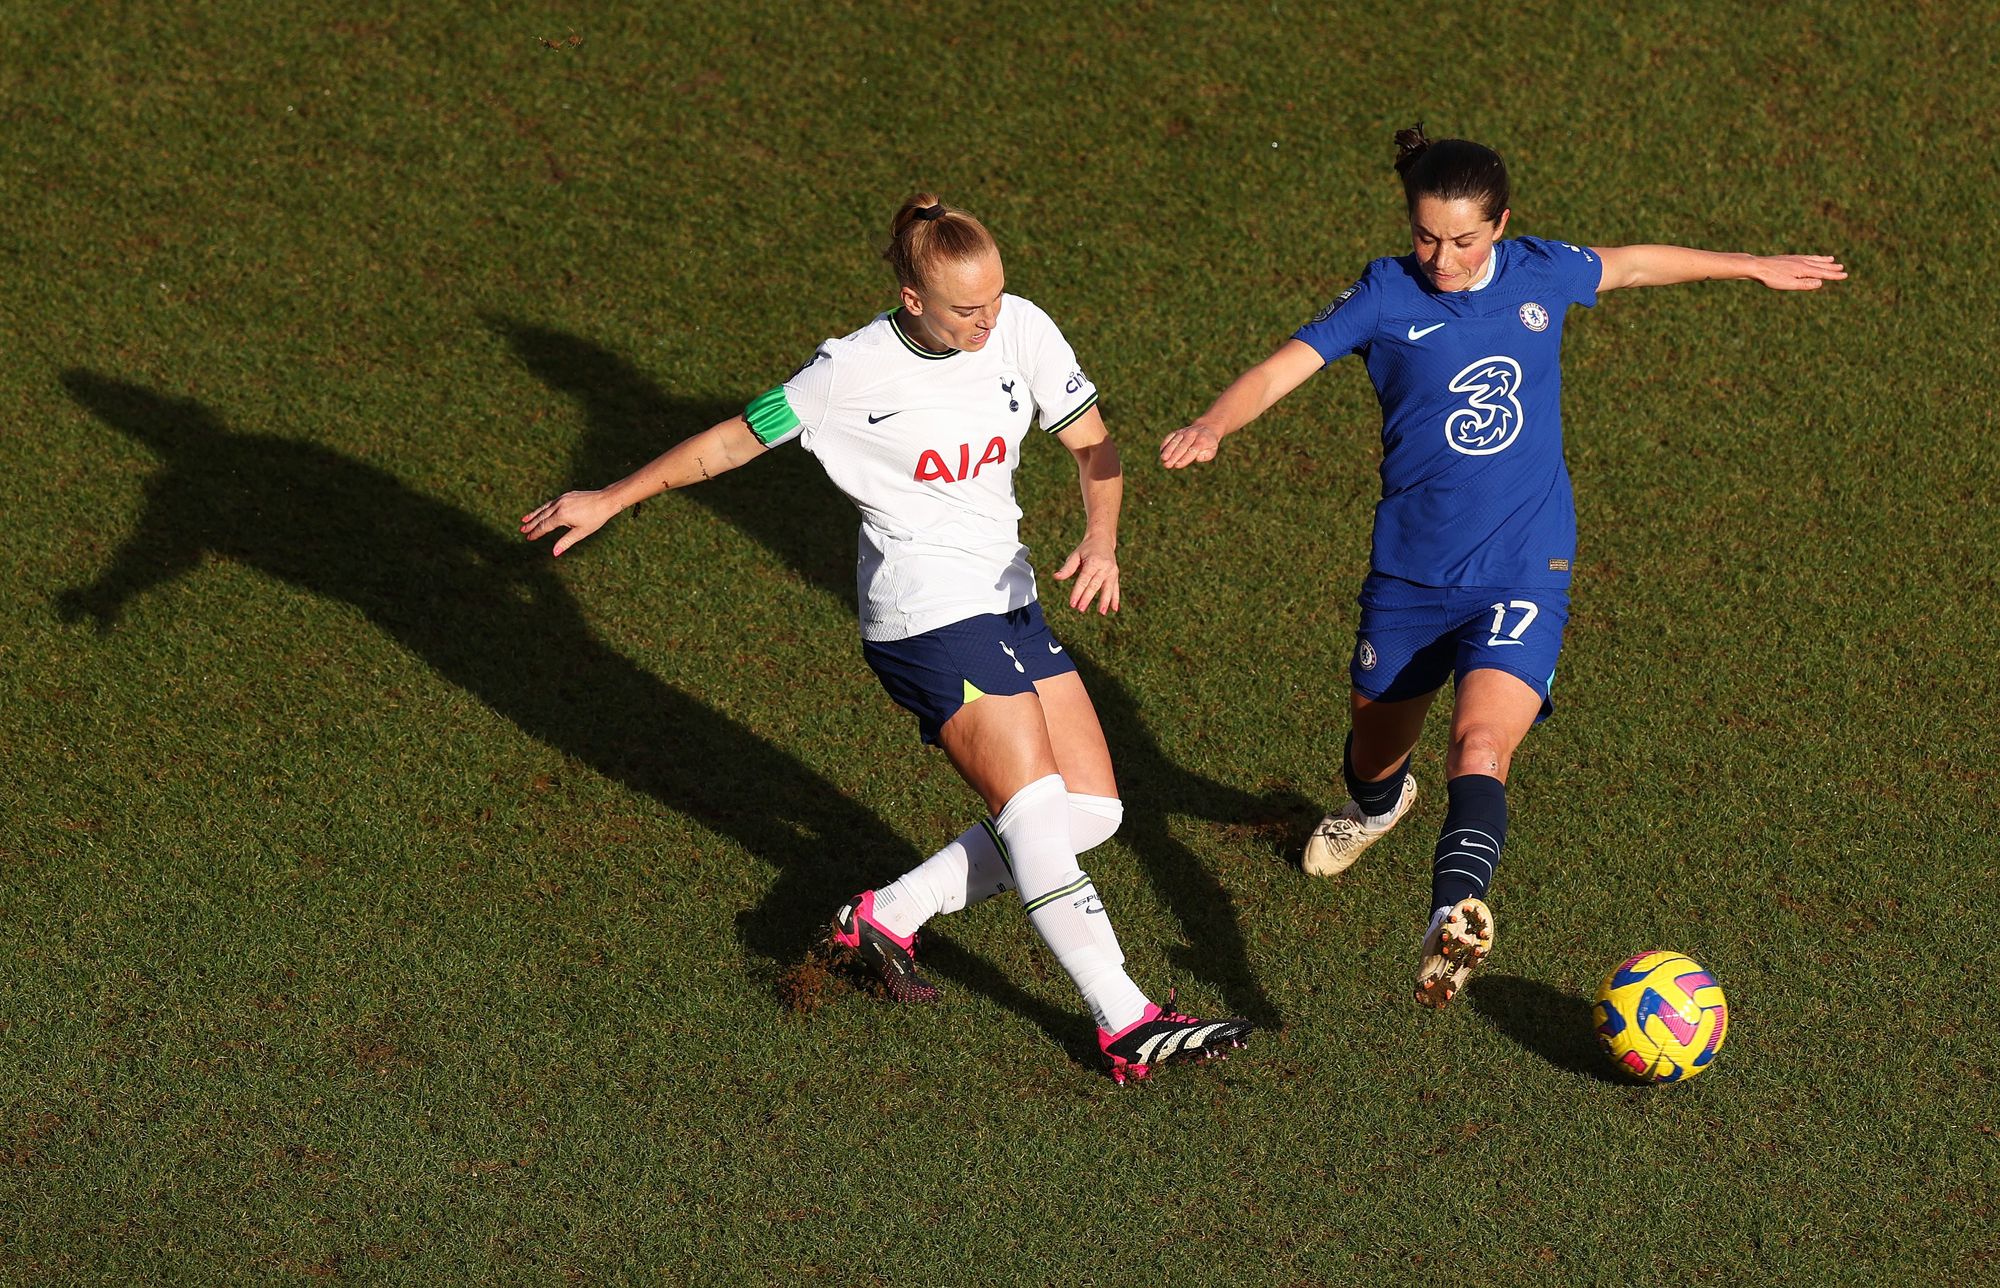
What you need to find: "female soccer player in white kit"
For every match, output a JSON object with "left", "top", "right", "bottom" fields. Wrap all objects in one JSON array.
[
  {"left": 1162, "top": 125, "right": 1844, "bottom": 1009},
  {"left": 523, "top": 195, "right": 1250, "bottom": 1083}
]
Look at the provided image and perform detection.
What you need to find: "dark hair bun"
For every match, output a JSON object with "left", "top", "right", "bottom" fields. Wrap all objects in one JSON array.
[{"left": 1393, "top": 122, "right": 1431, "bottom": 177}]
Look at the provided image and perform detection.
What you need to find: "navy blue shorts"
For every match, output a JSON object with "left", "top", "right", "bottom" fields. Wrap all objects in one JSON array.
[
  {"left": 1350, "top": 573, "right": 1570, "bottom": 721},
  {"left": 862, "top": 601, "right": 1080, "bottom": 744}
]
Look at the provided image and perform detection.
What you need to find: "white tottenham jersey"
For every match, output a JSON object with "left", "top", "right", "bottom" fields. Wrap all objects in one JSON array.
[{"left": 742, "top": 294, "right": 1099, "bottom": 642}]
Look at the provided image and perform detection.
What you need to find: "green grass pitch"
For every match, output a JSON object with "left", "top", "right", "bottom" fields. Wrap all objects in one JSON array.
[{"left": 3, "top": 3, "right": 1995, "bottom": 1281}]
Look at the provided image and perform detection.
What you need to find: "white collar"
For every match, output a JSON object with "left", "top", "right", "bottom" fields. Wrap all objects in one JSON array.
[{"left": 1465, "top": 245, "right": 1499, "bottom": 292}]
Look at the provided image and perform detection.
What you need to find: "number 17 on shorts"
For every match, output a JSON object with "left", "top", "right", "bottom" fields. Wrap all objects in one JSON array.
[{"left": 1351, "top": 578, "right": 1570, "bottom": 718}]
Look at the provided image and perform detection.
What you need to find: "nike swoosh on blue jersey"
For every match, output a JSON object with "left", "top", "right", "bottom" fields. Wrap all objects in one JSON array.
[{"left": 1407, "top": 323, "right": 1446, "bottom": 340}]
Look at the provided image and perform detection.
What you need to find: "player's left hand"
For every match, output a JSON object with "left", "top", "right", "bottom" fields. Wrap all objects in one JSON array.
[
  {"left": 1160, "top": 423, "right": 1223, "bottom": 469},
  {"left": 1054, "top": 535, "right": 1120, "bottom": 615},
  {"left": 1752, "top": 254, "right": 1847, "bottom": 290}
]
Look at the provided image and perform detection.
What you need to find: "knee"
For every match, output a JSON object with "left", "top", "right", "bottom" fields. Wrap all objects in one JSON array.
[
  {"left": 1068, "top": 793, "right": 1123, "bottom": 853},
  {"left": 1449, "top": 724, "right": 1513, "bottom": 778}
]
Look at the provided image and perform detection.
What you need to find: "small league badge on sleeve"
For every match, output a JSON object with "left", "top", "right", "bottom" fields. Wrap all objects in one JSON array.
[
  {"left": 1310, "top": 283, "right": 1358, "bottom": 324},
  {"left": 786, "top": 347, "right": 829, "bottom": 380}
]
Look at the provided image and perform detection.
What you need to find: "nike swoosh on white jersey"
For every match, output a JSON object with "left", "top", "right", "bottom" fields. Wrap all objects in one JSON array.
[{"left": 1407, "top": 323, "right": 1446, "bottom": 340}]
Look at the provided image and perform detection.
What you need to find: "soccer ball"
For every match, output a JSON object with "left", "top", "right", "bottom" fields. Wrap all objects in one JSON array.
[{"left": 1592, "top": 951, "right": 1729, "bottom": 1084}]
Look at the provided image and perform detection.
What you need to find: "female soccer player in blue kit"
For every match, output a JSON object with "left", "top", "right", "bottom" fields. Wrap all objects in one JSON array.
[{"left": 1161, "top": 124, "right": 1844, "bottom": 1008}]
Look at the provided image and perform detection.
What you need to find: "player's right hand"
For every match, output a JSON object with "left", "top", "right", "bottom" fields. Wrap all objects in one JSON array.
[
  {"left": 520, "top": 489, "right": 619, "bottom": 556},
  {"left": 1159, "top": 424, "right": 1222, "bottom": 470}
]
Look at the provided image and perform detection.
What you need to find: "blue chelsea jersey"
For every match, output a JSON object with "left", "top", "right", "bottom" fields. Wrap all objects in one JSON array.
[{"left": 1293, "top": 236, "right": 1601, "bottom": 589}]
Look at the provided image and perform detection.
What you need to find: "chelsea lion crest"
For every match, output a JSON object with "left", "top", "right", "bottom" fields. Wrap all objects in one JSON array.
[
  {"left": 1518, "top": 302, "right": 1550, "bottom": 332},
  {"left": 1356, "top": 639, "right": 1378, "bottom": 671}
]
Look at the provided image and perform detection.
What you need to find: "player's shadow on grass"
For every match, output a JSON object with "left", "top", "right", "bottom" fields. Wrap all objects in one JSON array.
[
  {"left": 53, "top": 369, "right": 1086, "bottom": 1059},
  {"left": 495, "top": 318, "right": 1304, "bottom": 1030},
  {"left": 1467, "top": 974, "right": 1623, "bottom": 1081}
]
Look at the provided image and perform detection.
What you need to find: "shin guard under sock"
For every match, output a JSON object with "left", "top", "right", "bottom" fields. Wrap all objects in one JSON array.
[
  {"left": 1430, "top": 773, "right": 1508, "bottom": 913},
  {"left": 995, "top": 774, "right": 1147, "bottom": 1032}
]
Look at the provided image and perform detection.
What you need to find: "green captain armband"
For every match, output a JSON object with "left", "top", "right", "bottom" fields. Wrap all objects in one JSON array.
[{"left": 744, "top": 386, "right": 801, "bottom": 446}]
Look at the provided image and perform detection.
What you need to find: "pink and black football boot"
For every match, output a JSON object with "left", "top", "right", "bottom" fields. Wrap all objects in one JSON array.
[
  {"left": 1097, "top": 990, "right": 1252, "bottom": 1085},
  {"left": 827, "top": 891, "right": 941, "bottom": 1004}
]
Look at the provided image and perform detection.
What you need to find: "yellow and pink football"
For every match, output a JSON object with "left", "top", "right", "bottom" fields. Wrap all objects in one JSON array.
[{"left": 1593, "top": 951, "right": 1729, "bottom": 1084}]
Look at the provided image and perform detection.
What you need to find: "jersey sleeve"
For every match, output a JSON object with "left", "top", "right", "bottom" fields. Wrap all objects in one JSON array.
[
  {"left": 743, "top": 345, "right": 837, "bottom": 449},
  {"left": 1016, "top": 299, "right": 1099, "bottom": 434},
  {"left": 1523, "top": 237, "right": 1601, "bottom": 308},
  {"left": 1292, "top": 267, "right": 1384, "bottom": 361}
]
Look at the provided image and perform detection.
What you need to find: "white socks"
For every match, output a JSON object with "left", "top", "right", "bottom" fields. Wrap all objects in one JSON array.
[
  {"left": 1066, "top": 791, "right": 1123, "bottom": 853},
  {"left": 993, "top": 775, "right": 1147, "bottom": 1033},
  {"left": 870, "top": 789, "right": 1124, "bottom": 939},
  {"left": 868, "top": 779, "right": 1145, "bottom": 1031},
  {"left": 870, "top": 823, "right": 1014, "bottom": 938}
]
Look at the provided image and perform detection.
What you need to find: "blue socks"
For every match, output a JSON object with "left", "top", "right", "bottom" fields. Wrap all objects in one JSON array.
[
  {"left": 1430, "top": 774, "right": 1508, "bottom": 911},
  {"left": 1342, "top": 733, "right": 1411, "bottom": 820},
  {"left": 1342, "top": 737, "right": 1511, "bottom": 910}
]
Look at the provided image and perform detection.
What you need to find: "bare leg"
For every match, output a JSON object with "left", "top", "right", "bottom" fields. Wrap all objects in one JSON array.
[
  {"left": 1346, "top": 687, "right": 1437, "bottom": 781},
  {"left": 1443, "top": 668, "right": 1543, "bottom": 781},
  {"left": 1414, "top": 668, "right": 1544, "bottom": 1008},
  {"left": 1032, "top": 670, "right": 1116, "bottom": 800},
  {"left": 866, "top": 676, "right": 1120, "bottom": 948},
  {"left": 935, "top": 691, "right": 1062, "bottom": 814},
  {"left": 1302, "top": 687, "right": 1436, "bottom": 877}
]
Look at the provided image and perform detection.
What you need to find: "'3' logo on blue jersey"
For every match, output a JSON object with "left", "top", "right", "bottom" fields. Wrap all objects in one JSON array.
[{"left": 1444, "top": 356, "right": 1525, "bottom": 456}]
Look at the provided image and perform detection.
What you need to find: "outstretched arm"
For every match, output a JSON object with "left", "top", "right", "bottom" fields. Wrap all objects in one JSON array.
[
  {"left": 1593, "top": 246, "right": 1847, "bottom": 293},
  {"left": 1052, "top": 405, "right": 1122, "bottom": 615},
  {"left": 520, "top": 414, "right": 767, "bottom": 556},
  {"left": 1160, "top": 338, "right": 1325, "bottom": 469}
]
